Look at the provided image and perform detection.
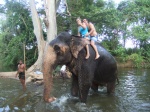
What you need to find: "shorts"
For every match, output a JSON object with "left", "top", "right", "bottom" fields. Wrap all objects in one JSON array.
[
  {"left": 82, "top": 35, "right": 90, "bottom": 40},
  {"left": 18, "top": 72, "right": 25, "bottom": 80},
  {"left": 90, "top": 35, "right": 98, "bottom": 42}
]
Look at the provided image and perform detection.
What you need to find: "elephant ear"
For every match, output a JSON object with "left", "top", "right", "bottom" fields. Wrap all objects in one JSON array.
[{"left": 70, "top": 36, "right": 90, "bottom": 58}]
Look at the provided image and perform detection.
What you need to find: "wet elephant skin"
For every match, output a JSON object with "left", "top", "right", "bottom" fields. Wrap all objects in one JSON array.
[{"left": 43, "top": 32, "right": 118, "bottom": 103}]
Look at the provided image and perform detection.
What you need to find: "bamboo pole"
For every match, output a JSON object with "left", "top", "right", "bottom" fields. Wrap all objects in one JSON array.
[
  {"left": 23, "top": 42, "right": 26, "bottom": 66},
  {"left": 23, "top": 42, "right": 27, "bottom": 86}
]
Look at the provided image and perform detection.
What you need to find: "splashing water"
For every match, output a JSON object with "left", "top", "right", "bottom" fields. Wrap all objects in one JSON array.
[{"left": 0, "top": 68, "right": 150, "bottom": 112}]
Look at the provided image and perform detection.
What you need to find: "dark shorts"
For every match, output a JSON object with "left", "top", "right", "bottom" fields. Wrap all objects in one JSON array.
[{"left": 18, "top": 72, "right": 25, "bottom": 80}]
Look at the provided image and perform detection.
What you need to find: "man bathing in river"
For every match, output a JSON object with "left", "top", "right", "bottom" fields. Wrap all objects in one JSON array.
[
  {"left": 15, "top": 60, "right": 56, "bottom": 102},
  {"left": 15, "top": 60, "right": 26, "bottom": 90}
]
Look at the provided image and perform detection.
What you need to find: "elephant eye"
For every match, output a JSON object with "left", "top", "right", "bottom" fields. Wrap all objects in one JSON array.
[
  {"left": 53, "top": 45, "right": 65, "bottom": 56},
  {"left": 54, "top": 45, "right": 61, "bottom": 55},
  {"left": 56, "top": 50, "right": 60, "bottom": 53},
  {"left": 56, "top": 50, "right": 63, "bottom": 56}
]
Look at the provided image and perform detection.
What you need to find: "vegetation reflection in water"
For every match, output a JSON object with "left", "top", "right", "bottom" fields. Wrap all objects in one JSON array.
[{"left": 0, "top": 68, "right": 150, "bottom": 112}]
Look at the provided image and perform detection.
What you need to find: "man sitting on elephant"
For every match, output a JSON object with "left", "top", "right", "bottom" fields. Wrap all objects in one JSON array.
[
  {"left": 76, "top": 18, "right": 100, "bottom": 59},
  {"left": 83, "top": 18, "right": 100, "bottom": 59}
]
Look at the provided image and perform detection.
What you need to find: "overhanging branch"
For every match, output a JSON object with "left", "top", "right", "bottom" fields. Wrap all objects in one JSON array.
[{"left": 64, "top": 0, "right": 71, "bottom": 16}]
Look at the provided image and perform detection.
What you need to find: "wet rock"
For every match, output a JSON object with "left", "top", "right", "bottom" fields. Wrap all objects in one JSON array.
[
  {"left": 34, "top": 80, "right": 44, "bottom": 85},
  {"left": 26, "top": 72, "right": 43, "bottom": 84}
]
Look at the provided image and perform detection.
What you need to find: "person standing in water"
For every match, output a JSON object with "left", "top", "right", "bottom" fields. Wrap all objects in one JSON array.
[{"left": 16, "top": 60, "right": 26, "bottom": 90}]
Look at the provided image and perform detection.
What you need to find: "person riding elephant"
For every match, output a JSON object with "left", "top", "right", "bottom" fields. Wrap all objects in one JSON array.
[
  {"left": 76, "top": 17, "right": 90, "bottom": 59},
  {"left": 76, "top": 18, "right": 100, "bottom": 59},
  {"left": 42, "top": 32, "right": 118, "bottom": 103}
]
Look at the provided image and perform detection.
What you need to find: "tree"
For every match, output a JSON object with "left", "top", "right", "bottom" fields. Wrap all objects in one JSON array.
[
  {"left": 0, "top": 0, "right": 36, "bottom": 67},
  {"left": 28, "top": 0, "right": 58, "bottom": 72}
]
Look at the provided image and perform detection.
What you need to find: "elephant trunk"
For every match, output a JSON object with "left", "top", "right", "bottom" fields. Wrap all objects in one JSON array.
[{"left": 42, "top": 45, "right": 56, "bottom": 102}]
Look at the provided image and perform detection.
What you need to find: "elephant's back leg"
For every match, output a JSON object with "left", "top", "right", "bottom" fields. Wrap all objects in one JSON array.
[
  {"left": 107, "top": 81, "right": 116, "bottom": 94},
  {"left": 71, "top": 74, "right": 79, "bottom": 97},
  {"left": 91, "top": 81, "right": 99, "bottom": 92}
]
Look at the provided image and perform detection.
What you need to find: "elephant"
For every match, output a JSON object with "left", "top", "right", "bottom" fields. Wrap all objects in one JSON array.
[{"left": 42, "top": 32, "right": 118, "bottom": 103}]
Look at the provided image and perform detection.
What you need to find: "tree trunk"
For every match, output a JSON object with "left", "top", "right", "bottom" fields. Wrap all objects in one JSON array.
[
  {"left": 56, "top": 0, "right": 61, "bottom": 10},
  {"left": 28, "top": 0, "right": 58, "bottom": 72},
  {"left": 28, "top": 0, "right": 46, "bottom": 72},
  {"left": 45, "top": 0, "right": 57, "bottom": 42}
]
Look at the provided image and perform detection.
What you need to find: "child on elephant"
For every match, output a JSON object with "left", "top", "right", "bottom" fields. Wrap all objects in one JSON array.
[
  {"left": 83, "top": 18, "right": 100, "bottom": 59},
  {"left": 76, "top": 18, "right": 90, "bottom": 59}
]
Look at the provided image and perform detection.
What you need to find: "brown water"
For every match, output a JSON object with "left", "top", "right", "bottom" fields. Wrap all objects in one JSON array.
[{"left": 0, "top": 68, "right": 150, "bottom": 112}]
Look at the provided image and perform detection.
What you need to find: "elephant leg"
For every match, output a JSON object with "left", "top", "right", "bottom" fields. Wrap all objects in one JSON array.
[
  {"left": 71, "top": 74, "right": 79, "bottom": 97},
  {"left": 91, "top": 81, "right": 98, "bottom": 92},
  {"left": 79, "top": 84, "right": 90, "bottom": 103},
  {"left": 107, "top": 81, "right": 115, "bottom": 94}
]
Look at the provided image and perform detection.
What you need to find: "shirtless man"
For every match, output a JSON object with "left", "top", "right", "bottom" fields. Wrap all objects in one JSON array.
[
  {"left": 16, "top": 60, "right": 26, "bottom": 90},
  {"left": 83, "top": 19, "right": 100, "bottom": 59}
]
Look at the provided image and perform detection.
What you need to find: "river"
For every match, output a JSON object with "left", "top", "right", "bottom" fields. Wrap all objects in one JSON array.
[{"left": 0, "top": 68, "right": 150, "bottom": 112}]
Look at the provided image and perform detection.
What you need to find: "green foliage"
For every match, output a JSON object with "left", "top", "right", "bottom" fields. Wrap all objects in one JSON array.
[
  {"left": 127, "top": 53, "right": 143, "bottom": 68},
  {"left": 0, "top": 0, "right": 150, "bottom": 69},
  {"left": 112, "top": 46, "right": 127, "bottom": 61},
  {"left": 65, "top": 0, "right": 121, "bottom": 51},
  {"left": 114, "top": 46, "right": 126, "bottom": 56},
  {"left": 57, "top": 15, "right": 71, "bottom": 33},
  {"left": 53, "top": 66, "right": 61, "bottom": 76},
  {"left": 0, "top": 0, "right": 36, "bottom": 68},
  {"left": 109, "top": 45, "right": 128, "bottom": 63}
]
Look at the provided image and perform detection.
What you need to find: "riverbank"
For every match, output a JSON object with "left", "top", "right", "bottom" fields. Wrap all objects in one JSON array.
[
  {"left": 0, "top": 60, "right": 149, "bottom": 82},
  {"left": 0, "top": 61, "right": 140, "bottom": 79},
  {"left": 117, "top": 60, "right": 134, "bottom": 68},
  {"left": 0, "top": 70, "right": 71, "bottom": 85},
  {"left": 0, "top": 71, "right": 17, "bottom": 79},
  {"left": 0, "top": 71, "right": 42, "bottom": 79},
  {"left": 0, "top": 71, "right": 43, "bottom": 84},
  {"left": 117, "top": 60, "right": 150, "bottom": 68}
]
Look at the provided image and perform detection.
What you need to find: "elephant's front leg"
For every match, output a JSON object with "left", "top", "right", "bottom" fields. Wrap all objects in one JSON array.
[
  {"left": 79, "top": 83, "right": 91, "bottom": 103},
  {"left": 71, "top": 74, "right": 79, "bottom": 97},
  {"left": 78, "top": 70, "right": 91, "bottom": 103}
]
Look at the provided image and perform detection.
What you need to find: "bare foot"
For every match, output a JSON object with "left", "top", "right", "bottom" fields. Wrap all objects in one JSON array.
[
  {"left": 95, "top": 54, "right": 100, "bottom": 59},
  {"left": 85, "top": 54, "right": 90, "bottom": 59},
  {"left": 48, "top": 97, "right": 57, "bottom": 102}
]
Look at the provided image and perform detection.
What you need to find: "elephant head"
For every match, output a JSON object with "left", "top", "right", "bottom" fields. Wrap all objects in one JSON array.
[{"left": 42, "top": 32, "right": 90, "bottom": 102}]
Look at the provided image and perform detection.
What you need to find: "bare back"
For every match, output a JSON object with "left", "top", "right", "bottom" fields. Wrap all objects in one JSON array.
[
  {"left": 88, "top": 22, "right": 97, "bottom": 36},
  {"left": 18, "top": 64, "right": 25, "bottom": 73}
]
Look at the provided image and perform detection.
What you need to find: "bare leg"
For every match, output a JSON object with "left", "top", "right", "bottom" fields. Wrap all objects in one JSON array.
[
  {"left": 85, "top": 45, "right": 90, "bottom": 59},
  {"left": 91, "top": 41, "right": 100, "bottom": 59},
  {"left": 20, "top": 79, "right": 26, "bottom": 91}
]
